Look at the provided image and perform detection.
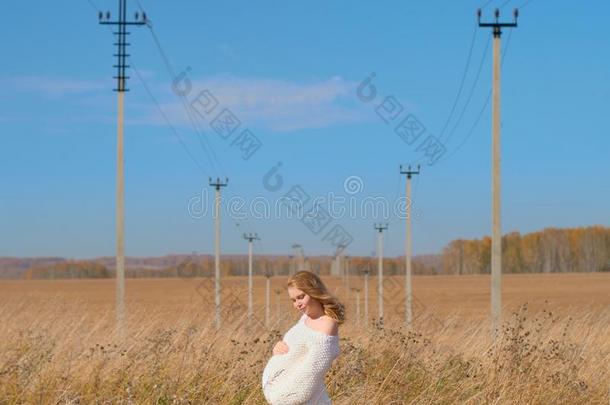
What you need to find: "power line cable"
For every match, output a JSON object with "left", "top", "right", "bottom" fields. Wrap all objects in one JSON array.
[
  {"left": 139, "top": 10, "right": 253, "bottom": 239},
  {"left": 88, "top": 0, "right": 213, "bottom": 177},
  {"left": 409, "top": 31, "right": 490, "bottom": 170},
  {"left": 93, "top": 0, "right": 264, "bottom": 252},
  {"left": 438, "top": 25, "right": 478, "bottom": 142},
  {"left": 479, "top": 0, "right": 496, "bottom": 10},
  {"left": 146, "top": 24, "right": 224, "bottom": 176},
  {"left": 133, "top": 1, "right": 266, "bottom": 242},
  {"left": 443, "top": 34, "right": 492, "bottom": 146},
  {"left": 134, "top": 0, "right": 227, "bottom": 178},
  {"left": 131, "top": 63, "right": 209, "bottom": 176},
  {"left": 516, "top": 0, "right": 535, "bottom": 9},
  {"left": 439, "top": 28, "right": 514, "bottom": 163}
]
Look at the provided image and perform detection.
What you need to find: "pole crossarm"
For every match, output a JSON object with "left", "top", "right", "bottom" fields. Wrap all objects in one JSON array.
[
  {"left": 478, "top": 8, "right": 518, "bottom": 37},
  {"left": 335, "top": 243, "right": 347, "bottom": 257},
  {"left": 374, "top": 223, "right": 389, "bottom": 233},
  {"left": 98, "top": 0, "right": 147, "bottom": 92},
  {"left": 209, "top": 177, "right": 229, "bottom": 190},
  {"left": 400, "top": 164, "right": 421, "bottom": 179},
  {"left": 243, "top": 233, "right": 260, "bottom": 242}
]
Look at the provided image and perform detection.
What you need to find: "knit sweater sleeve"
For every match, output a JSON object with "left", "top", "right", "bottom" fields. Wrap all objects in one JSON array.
[{"left": 272, "top": 333, "right": 339, "bottom": 404}]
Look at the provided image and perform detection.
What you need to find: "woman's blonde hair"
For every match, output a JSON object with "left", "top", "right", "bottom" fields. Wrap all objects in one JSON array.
[{"left": 286, "top": 271, "right": 346, "bottom": 325}]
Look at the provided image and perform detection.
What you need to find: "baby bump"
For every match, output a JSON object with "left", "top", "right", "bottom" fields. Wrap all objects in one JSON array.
[
  {"left": 262, "top": 350, "right": 306, "bottom": 395},
  {"left": 262, "top": 354, "right": 286, "bottom": 388}
]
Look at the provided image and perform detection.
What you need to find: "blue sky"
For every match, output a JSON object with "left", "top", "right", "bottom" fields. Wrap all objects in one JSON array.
[{"left": 1, "top": 0, "right": 609, "bottom": 259}]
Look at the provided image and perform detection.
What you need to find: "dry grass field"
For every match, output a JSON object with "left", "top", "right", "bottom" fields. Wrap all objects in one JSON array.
[{"left": 0, "top": 273, "right": 608, "bottom": 404}]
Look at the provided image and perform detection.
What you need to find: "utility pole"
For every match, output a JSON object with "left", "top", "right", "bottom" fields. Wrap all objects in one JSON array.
[
  {"left": 275, "top": 288, "right": 282, "bottom": 326},
  {"left": 209, "top": 177, "right": 228, "bottom": 329},
  {"left": 400, "top": 164, "right": 420, "bottom": 325},
  {"left": 333, "top": 244, "right": 345, "bottom": 293},
  {"left": 243, "top": 232, "right": 260, "bottom": 323},
  {"left": 303, "top": 257, "right": 311, "bottom": 272},
  {"left": 331, "top": 245, "right": 346, "bottom": 277},
  {"left": 265, "top": 269, "right": 272, "bottom": 328},
  {"left": 352, "top": 288, "right": 361, "bottom": 325},
  {"left": 374, "top": 223, "right": 388, "bottom": 323},
  {"left": 363, "top": 264, "right": 370, "bottom": 324},
  {"left": 343, "top": 255, "right": 351, "bottom": 292},
  {"left": 98, "top": 1, "right": 147, "bottom": 332},
  {"left": 478, "top": 8, "right": 518, "bottom": 336},
  {"left": 337, "top": 244, "right": 347, "bottom": 281},
  {"left": 292, "top": 244, "right": 305, "bottom": 272}
]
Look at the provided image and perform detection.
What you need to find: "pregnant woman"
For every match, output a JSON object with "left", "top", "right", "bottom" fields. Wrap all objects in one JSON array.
[{"left": 262, "top": 271, "right": 345, "bottom": 405}]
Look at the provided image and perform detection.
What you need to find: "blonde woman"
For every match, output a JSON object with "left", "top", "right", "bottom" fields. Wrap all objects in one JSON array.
[{"left": 262, "top": 271, "right": 345, "bottom": 405}]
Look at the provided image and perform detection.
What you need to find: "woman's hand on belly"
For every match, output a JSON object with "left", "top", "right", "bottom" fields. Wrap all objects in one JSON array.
[{"left": 272, "top": 340, "right": 289, "bottom": 355}]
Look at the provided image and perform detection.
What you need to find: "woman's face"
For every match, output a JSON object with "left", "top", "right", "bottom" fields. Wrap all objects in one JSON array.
[{"left": 288, "top": 286, "right": 313, "bottom": 315}]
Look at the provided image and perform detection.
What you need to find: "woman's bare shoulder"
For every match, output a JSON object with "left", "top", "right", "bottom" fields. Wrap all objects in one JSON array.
[{"left": 311, "top": 315, "right": 338, "bottom": 336}]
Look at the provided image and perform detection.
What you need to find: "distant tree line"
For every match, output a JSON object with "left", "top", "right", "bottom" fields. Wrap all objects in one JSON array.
[
  {"left": 23, "top": 261, "right": 111, "bottom": 279},
  {"left": 441, "top": 226, "right": 610, "bottom": 274},
  {"left": 20, "top": 226, "right": 610, "bottom": 279}
]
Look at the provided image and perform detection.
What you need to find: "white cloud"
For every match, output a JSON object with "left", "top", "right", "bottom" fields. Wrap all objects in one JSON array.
[
  {"left": 138, "top": 74, "right": 369, "bottom": 132},
  {"left": 2, "top": 74, "right": 372, "bottom": 131},
  {"left": 2, "top": 75, "right": 109, "bottom": 97}
]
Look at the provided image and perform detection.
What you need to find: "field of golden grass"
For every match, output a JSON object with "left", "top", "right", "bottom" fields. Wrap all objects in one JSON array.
[{"left": 0, "top": 273, "right": 608, "bottom": 404}]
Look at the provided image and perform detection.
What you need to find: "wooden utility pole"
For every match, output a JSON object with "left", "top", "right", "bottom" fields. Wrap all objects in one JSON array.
[
  {"left": 478, "top": 7, "right": 518, "bottom": 336},
  {"left": 400, "top": 164, "right": 420, "bottom": 325},
  {"left": 374, "top": 223, "right": 388, "bottom": 322},
  {"left": 209, "top": 177, "right": 228, "bottom": 329},
  {"left": 98, "top": 1, "right": 147, "bottom": 333}
]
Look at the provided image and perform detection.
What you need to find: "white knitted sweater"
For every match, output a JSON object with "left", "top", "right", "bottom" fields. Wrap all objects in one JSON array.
[{"left": 262, "top": 314, "right": 340, "bottom": 405}]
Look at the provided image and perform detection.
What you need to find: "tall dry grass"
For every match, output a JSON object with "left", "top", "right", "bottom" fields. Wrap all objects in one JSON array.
[{"left": 0, "top": 291, "right": 608, "bottom": 405}]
